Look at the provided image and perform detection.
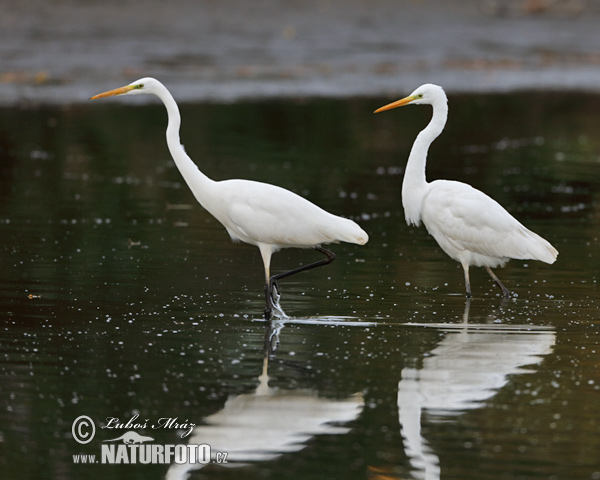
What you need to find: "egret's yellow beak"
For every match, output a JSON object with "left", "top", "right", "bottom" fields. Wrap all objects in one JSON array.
[
  {"left": 90, "top": 84, "right": 135, "bottom": 100},
  {"left": 374, "top": 95, "right": 417, "bottom": 113}
]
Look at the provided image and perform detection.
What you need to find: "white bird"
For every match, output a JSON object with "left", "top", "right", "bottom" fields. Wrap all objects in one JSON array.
[
  {"left": 91, "top": 78, "right": 368, "bottom": 318},
  {"left": 374, "top": 84, "right": 558, "bottom": 297}
]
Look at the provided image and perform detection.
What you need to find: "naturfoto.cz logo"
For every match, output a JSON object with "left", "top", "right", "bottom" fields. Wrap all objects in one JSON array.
[{"left": 71, "top": 415, "right": 228, "bottom": 465}]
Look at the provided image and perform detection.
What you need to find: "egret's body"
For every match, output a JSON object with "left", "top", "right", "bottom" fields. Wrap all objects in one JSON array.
[
  {"left": 92, "top": 78, "right": 368, "bottom": 318},
  {"left": 375, "top": 84, "right": 557, "bottom": 297}
]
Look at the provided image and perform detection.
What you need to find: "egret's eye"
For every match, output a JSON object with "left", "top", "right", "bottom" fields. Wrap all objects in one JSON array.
[
  {"left": 135, "top": 84, "right": 144, "bottom": 90},
  {"left": 416, "top": 94, "right": 424, "bottom": 99}
]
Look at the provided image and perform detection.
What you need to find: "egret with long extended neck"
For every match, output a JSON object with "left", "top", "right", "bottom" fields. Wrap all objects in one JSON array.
[
  {"left": 375, "top": 84, "right": 557, "bottom": 297},
  {"left": 91, "top": 77, "right": 368, "bottom": 318}
]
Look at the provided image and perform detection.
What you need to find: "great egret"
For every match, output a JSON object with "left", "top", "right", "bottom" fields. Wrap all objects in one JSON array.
[
  {"left": 374, "top": 84, "right": 558, "bottom": 297},
  {"left": 91, "top": 78, "right": 368, "bottom": 318}
]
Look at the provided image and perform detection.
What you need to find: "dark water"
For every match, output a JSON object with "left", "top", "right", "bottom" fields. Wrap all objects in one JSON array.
[{"left": 0, "top": 92, "right": 599, "bottom": 480}]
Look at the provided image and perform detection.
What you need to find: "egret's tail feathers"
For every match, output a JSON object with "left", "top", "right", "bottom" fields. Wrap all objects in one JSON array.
[
  {"left": 339, "top": 221, "right": 369, "bottom": 246},
  {"left": 537, "top": 242, "right": 559, "bottom": 264},
  {"left": 350, "top": 228, "right": 369, "bottom": 246},
  {"left": 318, "top": 216, "right": 368, "bottom": 246},
  {"left": 525, "top": 230, "right": 558, "bottom": 264}
]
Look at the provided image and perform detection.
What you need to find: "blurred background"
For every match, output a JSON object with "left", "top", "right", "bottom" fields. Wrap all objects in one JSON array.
[{"left": 2, "top": 0, "right": 600, "bottom": 104}]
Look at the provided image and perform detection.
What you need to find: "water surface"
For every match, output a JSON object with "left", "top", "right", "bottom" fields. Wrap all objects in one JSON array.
[{"left": 0, "top": 92, "right": 599, "bottom": 479}]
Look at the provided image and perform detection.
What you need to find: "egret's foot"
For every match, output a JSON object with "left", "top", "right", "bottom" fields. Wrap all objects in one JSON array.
[
  {"left": 484, "top": 266, "right": 511, "bottom": 298},
  {"left": 499, "top": 284, "right": 511, "bottom": 298},
  {"left": 270, "top": 280, "right": 281, "bottom": 304},
  {"left": 269, "top": 282, "right": 287, "bottom": 319},
  {"left": 264, "top": 279, "right": 287, "bottom": 320}
]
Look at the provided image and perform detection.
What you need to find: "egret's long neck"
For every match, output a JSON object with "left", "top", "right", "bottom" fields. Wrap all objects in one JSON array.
[
  {"left": 155, "top": 86, "right": 215, "bottom": 202},
  {"left": 402, "top": 100, "right": 448, "bottom": 226}
]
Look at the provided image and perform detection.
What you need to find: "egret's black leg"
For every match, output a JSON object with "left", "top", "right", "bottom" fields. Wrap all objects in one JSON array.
[
  {"left": 264, "top": 246, "right": 336, "bottom": 319},
  {"left": 485, "top": 266, "right": 511, "bottom": 298},
  {"left": 264, "top": 286, "right": 273, "bottom": 320},
  {"left": 272, "top": 246, "right": 336, "bottom": 283}
]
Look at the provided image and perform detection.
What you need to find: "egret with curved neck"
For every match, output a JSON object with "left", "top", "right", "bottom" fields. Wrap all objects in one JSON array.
[
  {"left": 91, "top": 77, "right": 368, "bottom": 318},
  {"left": 375, "top": 84, "right": 557, "bottom": 297}
]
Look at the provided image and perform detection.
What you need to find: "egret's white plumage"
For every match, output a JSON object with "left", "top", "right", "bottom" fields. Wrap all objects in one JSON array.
[
  {"left": 91, "top": 78, "right": 368, "bottom": 317},
  {"left": 375, "top": 84, "right": 557, "bottom": 297}
]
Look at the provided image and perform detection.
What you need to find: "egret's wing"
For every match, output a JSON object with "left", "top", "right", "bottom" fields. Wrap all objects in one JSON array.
[
  {"left": 225, "top": 186, "right": 310, "bottom": 245},
  {"left": 422, "top": 181, "right": 557, "bottom": 263},
  {"left": 219, "top": 180, "right": 357, "bottom": 247}
]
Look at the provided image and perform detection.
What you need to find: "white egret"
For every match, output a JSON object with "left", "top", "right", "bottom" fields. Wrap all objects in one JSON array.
[
  {"left": 374, "top": 84, "right": 558, "bottom": 297},
  {"left": 91, "top": 78, "right": 368, "bottom": 318}
]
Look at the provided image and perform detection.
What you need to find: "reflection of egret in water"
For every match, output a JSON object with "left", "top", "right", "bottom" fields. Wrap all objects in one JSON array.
[
  {"left": 397, "top": 301, "right": 555, "bottom": 480},
  {"left": 166, "top": 321, "right": 364, "bottom": 480},
  {"left": 266, "top": 315, "right": 378, "bottom": 355}
]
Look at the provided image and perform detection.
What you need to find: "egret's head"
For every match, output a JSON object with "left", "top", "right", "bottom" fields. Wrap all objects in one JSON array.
[
  {"left": 90, "top": 77, "right": 161, "bottom": 100},
  {"left": 374, "top": 83, "right": 446, "bottom": 113}
]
